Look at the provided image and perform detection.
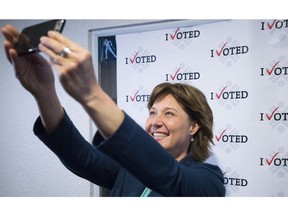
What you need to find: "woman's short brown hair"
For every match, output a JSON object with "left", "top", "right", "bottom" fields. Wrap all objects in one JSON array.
[{"left": 147, "top": 82, "right": 214, "bottom": 162}]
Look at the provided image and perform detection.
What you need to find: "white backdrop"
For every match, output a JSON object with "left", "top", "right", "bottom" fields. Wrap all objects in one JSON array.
[{"left": 116, "top": 19, "right": 288, "bottom": 197}]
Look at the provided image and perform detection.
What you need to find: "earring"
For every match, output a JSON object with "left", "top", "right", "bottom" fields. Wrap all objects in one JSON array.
[{"left": 190, "top": 136, "right": 194, "bottom": 142}]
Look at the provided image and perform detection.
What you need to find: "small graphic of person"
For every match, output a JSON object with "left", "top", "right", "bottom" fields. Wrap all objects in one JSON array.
[{"left": 103, "top": 38, "right": 117, "bottom": 60}]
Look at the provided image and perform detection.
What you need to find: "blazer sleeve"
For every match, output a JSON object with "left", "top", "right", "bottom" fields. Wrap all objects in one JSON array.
[
  {"left": 96, "top": 112, "right": 225, "bottom": 196},
  {"left": 33, "top": 111, "right": 121, "bottom": 190}
]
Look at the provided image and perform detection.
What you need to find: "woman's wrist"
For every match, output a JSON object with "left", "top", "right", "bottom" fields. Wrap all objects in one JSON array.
[
  {"left": 34, "top": 88, "right": 64, "bottom": 134},
  {"left": 81, "top": 87, "right": 124, "bottom": 138}
]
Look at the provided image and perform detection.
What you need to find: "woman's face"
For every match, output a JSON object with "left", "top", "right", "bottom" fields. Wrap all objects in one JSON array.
[{"left": 145, "top": 94, "right": 199, "bottom": 161}]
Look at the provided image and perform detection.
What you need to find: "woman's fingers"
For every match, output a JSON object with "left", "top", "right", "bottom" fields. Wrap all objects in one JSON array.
[
  {"left": 1, "top": 25, "right": 21, "bottom": 63},
  {"left": 1, "top": 25, "right": 20, "bottom": 44},
  {"left": 47, "top": 30, "right": 80, "bottom": 52}
]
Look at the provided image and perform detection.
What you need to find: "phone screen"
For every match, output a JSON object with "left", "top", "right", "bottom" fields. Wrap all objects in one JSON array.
[{"left": 15, "top": 19, "right": 66, "bottom": 56}]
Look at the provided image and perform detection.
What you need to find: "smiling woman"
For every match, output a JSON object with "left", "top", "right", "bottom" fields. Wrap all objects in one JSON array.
[
  {"left": 1, "top": 20, "right": 226, "bottom": 197},
  {"left": 7, "top": 20, "right": 287, "bottom": 196}
]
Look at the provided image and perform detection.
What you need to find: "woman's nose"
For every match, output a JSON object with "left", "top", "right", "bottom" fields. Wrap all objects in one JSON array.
[{"left": 151, "top": 115, "right": 164, "bottom": 127}]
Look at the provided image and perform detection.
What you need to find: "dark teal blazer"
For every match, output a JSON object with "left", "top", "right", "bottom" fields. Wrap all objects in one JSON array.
[{"left": 34, "top": 111, "right": 225, "bottom": 197}]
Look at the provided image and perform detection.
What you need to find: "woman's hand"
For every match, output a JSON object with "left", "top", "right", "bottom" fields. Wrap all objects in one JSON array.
[
  {"left": 1, "top": 24, "right": 64, "bottom": 133},
  {"left": 39, "top": 30, "right": 98, "bottom": 106},
  {"left": 39, "top": 30, "right": 124, "bottom": 138},
  {"left": 1, "top": 25, "right": 55, "bottom": 98}
]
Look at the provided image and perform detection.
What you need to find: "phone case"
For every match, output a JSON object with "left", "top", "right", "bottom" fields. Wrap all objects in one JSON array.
[{"left": 15, "top": 19, "right": 66, "bottom": 56}]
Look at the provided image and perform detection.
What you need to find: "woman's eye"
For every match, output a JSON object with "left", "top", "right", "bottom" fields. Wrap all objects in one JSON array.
[{"left": 165, "top": 112, "right": 174, "bottom": 116}]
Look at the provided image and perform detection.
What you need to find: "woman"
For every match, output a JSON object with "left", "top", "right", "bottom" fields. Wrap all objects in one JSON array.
[{"left": 2, "top": 24, "right": 225, "bottom": 196}]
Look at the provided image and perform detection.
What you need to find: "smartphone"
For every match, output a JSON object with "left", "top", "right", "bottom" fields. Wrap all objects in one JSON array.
[{"left": 14, "top": 19, "right": 66, "bottom": 56}]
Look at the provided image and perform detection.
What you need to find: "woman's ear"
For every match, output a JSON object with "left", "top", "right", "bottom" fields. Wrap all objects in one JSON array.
[{"left": 190, "top": 122, "right": 200, "bottom": 135}]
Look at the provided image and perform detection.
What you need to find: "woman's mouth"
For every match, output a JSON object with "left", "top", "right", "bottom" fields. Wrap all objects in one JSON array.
[{"left": 152, "top": 132, "right": 168, "bottom": 141}]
